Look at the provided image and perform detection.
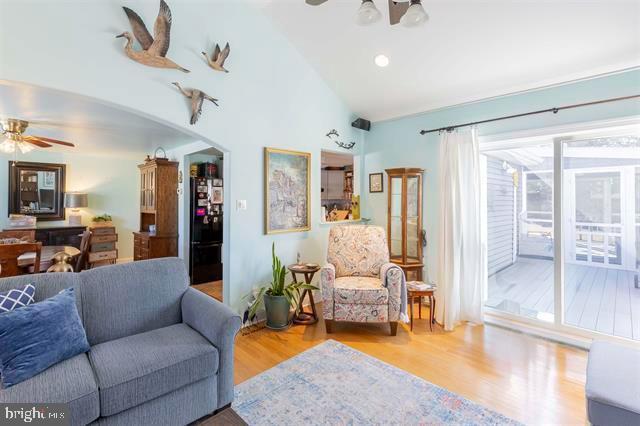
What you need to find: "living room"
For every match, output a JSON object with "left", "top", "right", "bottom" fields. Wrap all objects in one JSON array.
[{"left": 0, "top": 0, "right": 639, "bottom": 425}]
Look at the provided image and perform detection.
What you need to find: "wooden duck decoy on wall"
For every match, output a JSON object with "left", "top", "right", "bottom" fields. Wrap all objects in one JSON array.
[
  {"left": 172, "top": 82, "right": 219, "bottom": 125},
  {"left": 202, "top": 43, "right": 231, "bottom": 73},
  {"left": 117, "top": 0, "right": 190, "bottom": 73}
]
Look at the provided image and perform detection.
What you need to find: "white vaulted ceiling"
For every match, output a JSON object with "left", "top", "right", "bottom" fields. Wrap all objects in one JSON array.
[
  {"left": 0, "top": 82, "right": 198, "bottom": 155},
  {"left": 262, "top": 0, "right": 640, "bottom": 122}
]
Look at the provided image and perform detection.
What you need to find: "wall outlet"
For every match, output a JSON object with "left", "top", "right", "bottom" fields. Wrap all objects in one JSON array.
[{"left": 236, "top": 200, "right": 247, "bottom": 211}]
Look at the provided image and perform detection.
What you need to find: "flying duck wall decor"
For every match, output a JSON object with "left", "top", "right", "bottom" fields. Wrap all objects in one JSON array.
[
  {"left": 117, "top": 0, "right": 190, "bottom": 73},
  {"left": 172, "top": 83, "right": 219, "bottom": 125},
  {"left": 202, "top": 43, "right": 231, "bottom": 73}
]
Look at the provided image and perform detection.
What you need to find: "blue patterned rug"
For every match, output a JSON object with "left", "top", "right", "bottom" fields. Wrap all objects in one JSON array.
[{"left": 234, "top": 340, "right": 521, "bottom": 425}]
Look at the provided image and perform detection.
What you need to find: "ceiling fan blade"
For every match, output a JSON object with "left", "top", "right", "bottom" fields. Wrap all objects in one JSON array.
[
  {"left": 23, "top": 138, "right": 53, "bottom": 148},
  {"left": 24, "top": 135, "right": 75, "bottom": 147},
  {"left": 389, "top": 0, "right": 410, "bottom": 25},
  {"left": 306, "top": 0, "right": 329, "bottom": 5}
]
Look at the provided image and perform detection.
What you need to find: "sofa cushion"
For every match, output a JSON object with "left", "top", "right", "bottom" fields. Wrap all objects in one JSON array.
[
  {"left": 586, "top": 340, "right": 640, "bottom": 426},
  {"left": 0, "top": 288, "right": 90, "bottom": 387},
  {"left": 0, "top": 354, "right": 99, "bottom": 426},
  {"left": 334, "top": 276, "right": 388, "bottom": 304},
  {"left": 0, "top": 273, "right": 82, "bottom": 318},
  {"left": 80, "top": 258, "right": 189, "bottom": 345},
  {"left": 0, "top": 283, "right": 35, "bottom": 313},
  {"left": 88, "top": 323, "right": 219, "bottom": 417}
]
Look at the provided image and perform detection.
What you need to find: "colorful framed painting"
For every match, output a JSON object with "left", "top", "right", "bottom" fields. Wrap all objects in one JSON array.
[
  {"left": 369, "top": 172, "right": 383, "bottom": 193},
  {"left": 264, "top": 147, "right": 311, "bottom": 234}
]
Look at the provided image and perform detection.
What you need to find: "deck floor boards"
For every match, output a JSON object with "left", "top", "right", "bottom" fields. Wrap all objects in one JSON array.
[{"left": 489, "top": 257, "right": 639, "bottom": 340}]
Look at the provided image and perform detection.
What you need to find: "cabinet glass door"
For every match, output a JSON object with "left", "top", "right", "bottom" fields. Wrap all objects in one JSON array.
[
  {"left": 406, "top": 175, "right": 420, "bottom": 261},
  {"left": 390, "top": 176, "right": 403, "bottom": 259}
]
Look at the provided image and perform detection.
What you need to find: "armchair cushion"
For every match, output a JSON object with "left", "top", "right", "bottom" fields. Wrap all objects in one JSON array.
[
  {"left": 334, "top": 277, "right": 388, "bottom": 305},
  {"left": 335, "top": 303, "right": 388, "bottom": 322},
  {"left": 327, "top": 226, "right": 389, "bottom": 278}
]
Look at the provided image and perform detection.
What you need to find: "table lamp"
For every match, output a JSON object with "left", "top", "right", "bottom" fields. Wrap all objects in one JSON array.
[{"left": 64, "top": 192, "right": 88, "bottom": 226}]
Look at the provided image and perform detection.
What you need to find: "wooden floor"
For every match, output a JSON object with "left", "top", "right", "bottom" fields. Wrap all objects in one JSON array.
[
  {"left": 193, "top": 280, "right": 223, "bottom": 302},
  {"left": 488, "top": 257, "right": 640, "bottom": 340},
  {"left": 234, "top": 305, "right": 588, "bottom": 425}
]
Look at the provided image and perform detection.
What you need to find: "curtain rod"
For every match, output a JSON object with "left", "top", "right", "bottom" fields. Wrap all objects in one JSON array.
[{"left": 418, "top": 94, "right": 640, "bottom": 135}]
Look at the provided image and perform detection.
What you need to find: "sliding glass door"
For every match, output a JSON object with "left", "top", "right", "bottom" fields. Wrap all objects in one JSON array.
[
  {"left": 483, "top": 124, "right": 640, "bottom": 342},
  {"left": 484, "top": 142, "right": 555, "bottom": 322},
  {"left": 562, "top": 135, "right": 639, "bottom": 340}
]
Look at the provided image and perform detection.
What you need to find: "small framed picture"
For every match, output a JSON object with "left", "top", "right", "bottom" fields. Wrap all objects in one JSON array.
[
  {"left": 369, "top": 173, "right": 383, "bottom": 193},
  {"left": 212, "top": 178, "right": 223, "bottom": 186},
  {"left": 212, "top": 204, "right": 221, "bottom": 214},
  {"left": 211, "top": 187, "right": 223, "bottom": 204}
]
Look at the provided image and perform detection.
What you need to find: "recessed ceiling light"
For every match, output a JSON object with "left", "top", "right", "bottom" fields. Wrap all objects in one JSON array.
[{"left": 374, "top": 54, "right": 389, "bottom": 67}]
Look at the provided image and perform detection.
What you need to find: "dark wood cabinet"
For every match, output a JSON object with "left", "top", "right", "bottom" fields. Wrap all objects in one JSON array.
[
  {"left": 133, "top": 159, "right": 178, "bottom": 261},
  {"left": 1, "top": 225, "right": 87, "bottom": 248}
]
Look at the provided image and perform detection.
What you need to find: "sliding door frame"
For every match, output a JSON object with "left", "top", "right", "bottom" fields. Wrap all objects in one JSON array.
[{"left": 480, "top": 115, "right": 640, "bottom": 347}]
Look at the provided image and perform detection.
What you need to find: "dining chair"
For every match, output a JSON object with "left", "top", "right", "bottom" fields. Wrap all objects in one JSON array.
[
  {"left": 0, "top": 230, "right": 36, "bottom": 242},
  {"left": 0, "top": 242, "right": 42, "bottom": 278},
  {"left": 75, "top": 230, "right": 92, "bottom": 272}
]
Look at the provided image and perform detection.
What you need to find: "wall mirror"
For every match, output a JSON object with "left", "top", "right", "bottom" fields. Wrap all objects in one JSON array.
[{"left": 8, "top": 161, "right": 66, "bottom": 221}]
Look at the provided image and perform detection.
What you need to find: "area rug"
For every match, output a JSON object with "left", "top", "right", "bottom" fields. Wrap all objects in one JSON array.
[{"left": 233, "top": 340, "right": 521, "bottom": 425}]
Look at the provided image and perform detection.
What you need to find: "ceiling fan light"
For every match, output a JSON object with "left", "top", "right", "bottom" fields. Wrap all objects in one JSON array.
[
  {"left": 0, "top": 138, "right": 15, "bottom": 153},
  {"left": 355, "top": 0, "right": 381, "bottom": 26},
  {"left": 400, "top": 0, "right": 429, "bottom": 27},
  {"left": 17, "top": 141, "right": 34, "bottom": 154}
]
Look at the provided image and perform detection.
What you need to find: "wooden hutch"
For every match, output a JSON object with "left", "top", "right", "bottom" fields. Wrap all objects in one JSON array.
[
  {"left": 386, "top": 168, "right": 425, "bottom": 281},
  {"left": 133, "top": 159, "right": 179, "bottom": 261}
]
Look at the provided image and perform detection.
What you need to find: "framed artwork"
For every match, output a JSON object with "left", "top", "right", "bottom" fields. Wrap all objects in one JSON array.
[
  {"left": 369, "top": 173, "right": 383, "bottom": 193},
  {"left": 212, "top": 178, "right": 223, "bottom": 186},
  {"left": 211, "top": 187, "right": 223, "bottom": 204},
  {"left": 264, "top": 147, "right": 311, "bottom": 234}
]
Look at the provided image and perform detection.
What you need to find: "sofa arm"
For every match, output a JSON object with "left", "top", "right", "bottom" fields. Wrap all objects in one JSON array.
[
  {"left": 320, "top": 263, "right": 336, "bottom": 320},
  {"left": 381, "top": 262, "right": 404, "bottom": 321},
  {"left": 181, "top": 288, "right": 242, "bottom": 409}
]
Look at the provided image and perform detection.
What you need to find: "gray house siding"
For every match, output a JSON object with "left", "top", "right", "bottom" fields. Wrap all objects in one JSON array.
[{"left": 487, "top": 157, "right": 516, "bottom": 276}]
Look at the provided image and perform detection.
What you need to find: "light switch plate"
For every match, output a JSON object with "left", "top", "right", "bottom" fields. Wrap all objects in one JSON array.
[{"left": 236, "top": 200, "right": 247, "bottom": 211}]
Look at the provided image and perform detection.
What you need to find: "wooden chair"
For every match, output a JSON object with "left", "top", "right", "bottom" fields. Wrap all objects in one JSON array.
[
  {"left": 75, "top": 230, "right": 92, "bottom": 272},
  {"left": 0, "top": 229, "right": 36, "bottom": 242},
  {"left": 0, "top": 242, "right": 42, "bottom": 278}
]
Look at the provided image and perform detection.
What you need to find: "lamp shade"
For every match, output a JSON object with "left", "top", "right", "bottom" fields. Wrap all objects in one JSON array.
[{"left": 64, "top": 192, "right": 88, "bottom": 209}]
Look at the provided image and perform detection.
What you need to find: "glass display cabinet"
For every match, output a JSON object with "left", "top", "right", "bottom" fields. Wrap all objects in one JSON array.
[{"left": 386, "top": 168, "right": 425, "bottom": 281}]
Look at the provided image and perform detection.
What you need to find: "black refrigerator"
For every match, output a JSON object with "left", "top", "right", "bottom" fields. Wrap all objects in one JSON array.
[{"left": 189, "top": 177, "right": 223, "bottom": 284}]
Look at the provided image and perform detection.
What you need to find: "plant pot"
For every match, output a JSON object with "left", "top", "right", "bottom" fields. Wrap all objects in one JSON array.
[
  {"left": 264, "top": 293, "right": 290, "bottom": 330},
  {"left": 91, "top": 221, "right": 113, "bottom": 228}
]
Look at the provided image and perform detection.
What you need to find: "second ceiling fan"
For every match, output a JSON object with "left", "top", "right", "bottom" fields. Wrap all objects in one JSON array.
[{"left": 306, "top": 0, "right": 429, "bottom": 27}]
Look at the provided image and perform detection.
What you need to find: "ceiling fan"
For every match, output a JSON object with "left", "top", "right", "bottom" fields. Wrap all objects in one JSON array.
[
  {"left": 0, "top": 118, "right": 75, "bottom": 154},
  {"left": 306, "top": 0, "right": 429, "bottom": 27}
]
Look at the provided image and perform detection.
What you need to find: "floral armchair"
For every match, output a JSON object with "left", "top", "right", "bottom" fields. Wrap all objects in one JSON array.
[{"left": 321, "top": 225, "right": 404, "bottom": 336}]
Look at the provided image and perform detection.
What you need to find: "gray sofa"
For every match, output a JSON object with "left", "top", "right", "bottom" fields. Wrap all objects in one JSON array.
[
  {"left": 586, "top": 340, "right": 640, "bottom": 425},
  {"left": 0, "top": 258, "right": 242, "bottom": 426}
]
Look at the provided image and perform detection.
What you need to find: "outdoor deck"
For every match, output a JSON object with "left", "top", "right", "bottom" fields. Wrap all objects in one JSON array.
[{"left": 487, "top": 257, "right": 640, "bottom": 340}]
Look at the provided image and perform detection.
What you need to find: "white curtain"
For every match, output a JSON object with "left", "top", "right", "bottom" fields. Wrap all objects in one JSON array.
[{"left": 436, "top": 127, "right": 487, "bottom": 331}]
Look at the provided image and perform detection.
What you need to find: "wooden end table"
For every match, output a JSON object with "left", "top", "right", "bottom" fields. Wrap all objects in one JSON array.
[
  {"left": 407, "top": 283, "right": 437, "bottom": 331},
  {"left": 288, "top": 264, "right": 320, "bottom": 325}
]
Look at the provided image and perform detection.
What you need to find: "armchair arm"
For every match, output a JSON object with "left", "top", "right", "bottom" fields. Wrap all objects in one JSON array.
[
  {"left": 320, "top": 263, "right": 336, "bottom": 320},
  {"left": 380, "top": 262, "right": 404, "bottom": 321},
  {"left": 181, "top": 287, "right": 242, "bottom": 409}
]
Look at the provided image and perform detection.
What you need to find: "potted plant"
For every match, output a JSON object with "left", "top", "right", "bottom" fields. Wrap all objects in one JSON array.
[
  {"left": 91, "top": 214, "right": 113, "bottom": 227},
  {"left": 245, "top": 243, "right": 317, "bottom": 330}
]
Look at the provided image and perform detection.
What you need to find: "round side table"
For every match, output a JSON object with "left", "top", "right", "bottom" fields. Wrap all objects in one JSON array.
[{"left": 287, "top": 264, "right": 320, "bottom": 325}]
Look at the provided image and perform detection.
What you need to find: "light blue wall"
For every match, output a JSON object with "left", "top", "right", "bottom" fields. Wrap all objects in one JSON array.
[
  {"left": 0, "top": 0, "right": 364, "bottom": 312},
  {"left": 362, "top": 70, "right": 640, "bottom": 282}
]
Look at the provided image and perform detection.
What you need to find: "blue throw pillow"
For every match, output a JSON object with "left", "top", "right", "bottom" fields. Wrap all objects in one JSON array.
[
  {"left": 0, "top": 284, "right": 35, "bottom": 313},
  {"left": 0, "top": 287, "right": 90, "bottom": 387}
]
